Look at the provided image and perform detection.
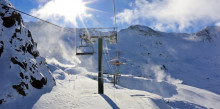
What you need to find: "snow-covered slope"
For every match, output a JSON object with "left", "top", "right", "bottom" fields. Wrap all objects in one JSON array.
[
  {"left": 0, "top": 0, "right": 55, "bottom": 106},
  {"left": 117, "top": 25, "right": 220, "bottom": 94},
  {"left": 31, "top": 68, "right": 220, "bottom": 109},
  {"left": 23, "top": 21, "right": 220, "bottom": 108},
  {"left": 24, "top": 21, "right": 220, "bottom": 95}
]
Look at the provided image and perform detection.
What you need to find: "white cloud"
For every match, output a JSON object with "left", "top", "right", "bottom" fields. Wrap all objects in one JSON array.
[
  {"left": 216, "top": 22, "right": 220, "bottom": 26},
  {"left": 31, "top": 0, "right": 92, "bottom": 26},
  {"left": 116, "top": 9, "right": 139, "bottom": 24},
  {"left": 117, "top": 0, "right": 220, "bottom": 32}
]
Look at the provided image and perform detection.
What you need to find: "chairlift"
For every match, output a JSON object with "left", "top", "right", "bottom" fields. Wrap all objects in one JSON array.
[
  {"left": 80, "top": 33, "right": 95, "bottom": 45},
  {"left": 76, "top": 45, "right": 95, "bottom": 55},
  {"left": 76, "top": 39, "right": 95, "bottom": 55},
  {"left": 111, "top": 60, "right": 123, "bottom": 66},
  {"left": 76, "top": 33, "right": 95, "bottom": 55},
  {"left": 79, "top": 39, "right": 90, "bottom": 47}
]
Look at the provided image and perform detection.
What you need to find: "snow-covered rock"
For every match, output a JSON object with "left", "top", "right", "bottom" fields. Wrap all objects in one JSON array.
[
  {"left": 195, "top": 26, "right": 220, "bottom": 41},
  {"left": 0, "top": 0, "right": 55, "bottom": 105},
  {"left": 126, "top": 25, "right": 160, "bottom": 36}
]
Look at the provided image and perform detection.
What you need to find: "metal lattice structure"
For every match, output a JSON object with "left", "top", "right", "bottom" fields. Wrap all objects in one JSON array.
[{"left": 75, "top": 27, "right": 117, "bottom": 56}]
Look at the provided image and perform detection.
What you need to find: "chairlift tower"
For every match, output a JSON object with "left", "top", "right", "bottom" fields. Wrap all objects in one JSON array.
[
  {"left": 76, "top": 28, "right": 117, "bottom": 94},
  {"left": 76, "top": 0, "right": 117, "bottom": 94}
]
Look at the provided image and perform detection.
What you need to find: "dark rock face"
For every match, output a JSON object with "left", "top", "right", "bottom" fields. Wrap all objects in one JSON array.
[
  {"left": 196, "top": 29, "right": 212, "bottom": 41},
  {"left": 20, "top": 72, "right": 24, "bottom": 79},
  {"left": 196, "top": 26, "right": 220, "bottom": 42},
  {"left": 11, "top": 57, "right": 27, "bottom": 70},
  {"left": 12, "top": 82, "right": 29, "bottom": 96},
  {"left": 0, "top": 99, "right": 5, "bottom": 104},
  {"left": 30, "top": 76, "right": 47, "bottom": 89},
  {"left": 27, "top": 43, "right": 39, "bottom": 58},
  {"left": 0, "top": 41, "right": 3, "bottom": 57},
  {"left": 2, "top": 11, "right": 22, "bottom": 28}
]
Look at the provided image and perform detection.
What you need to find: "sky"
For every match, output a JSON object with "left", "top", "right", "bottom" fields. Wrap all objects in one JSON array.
[{"left": 8, "top": 0, "right": 220, "bottom": 33}]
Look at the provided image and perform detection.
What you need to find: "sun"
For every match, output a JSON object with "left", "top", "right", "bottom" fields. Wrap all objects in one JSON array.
[
  {"left": 66, "top": 0, "right": 87, "bottom": 16},
  {"left": 32, "top": 0, "right": 93, "bottom": 26},
  {"left": 54, "top": 0, "right": 89, "bottom": 24}
]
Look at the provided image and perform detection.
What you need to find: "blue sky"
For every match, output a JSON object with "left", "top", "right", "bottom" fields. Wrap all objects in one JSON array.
[
  {"left": 8, "top": 0, "right": 132, "bottom": 30},
  {"left": 8, "top": 0, "right": 220, "bottom": 33}
]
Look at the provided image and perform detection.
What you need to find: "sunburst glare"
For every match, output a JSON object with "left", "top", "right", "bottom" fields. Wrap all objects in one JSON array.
[{"left": 31, "top": 0, "right": 99, "bottom": 26}]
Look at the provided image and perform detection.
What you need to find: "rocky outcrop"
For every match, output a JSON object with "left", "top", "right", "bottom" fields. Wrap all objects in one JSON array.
[
  {"left": 0, "top": 0, "right": 55, "bottom": 104},
  {"left": 196, "top": 26, "right": 220, "bottom": 42},
  {"left": 128, "top": 25, "right": 160, "bottom": 36},
  {"left": 0, "top": 41, "right": 3, "bottom": 57}
]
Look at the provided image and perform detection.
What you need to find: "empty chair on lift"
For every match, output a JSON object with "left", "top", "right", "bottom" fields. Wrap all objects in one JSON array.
[
  {"left": 76, "top": 46, "right": 94, "bottom": 55},
  {"left": 76, "top": 40, "right": 95, "bottom": 55}
]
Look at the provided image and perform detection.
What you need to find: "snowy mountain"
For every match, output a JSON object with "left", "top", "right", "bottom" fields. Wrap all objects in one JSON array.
[
  {"left": 0, "top": 0, "right": 55, "bottom": 107},
  {"left": 117, "top": 25, "right": 220, "bottom": 94},
  {"left": 22, "top": 21, "right": 220, "bottom": 108}
]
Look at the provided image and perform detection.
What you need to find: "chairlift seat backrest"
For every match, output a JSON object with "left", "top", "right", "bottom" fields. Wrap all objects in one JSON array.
[
  {"left": 76, "top": 45, "right": 95, "bottom": 56},
  {"left": 76, "top": 52, "right": 94, "bottom": 55}
]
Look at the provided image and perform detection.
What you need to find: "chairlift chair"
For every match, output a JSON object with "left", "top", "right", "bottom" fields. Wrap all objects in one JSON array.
[
  {"left": 76, "top": 38, "right": 95, "bottom": 55},
  {"left": 76, "top": 45, "right": 95, "bottom": 55}
]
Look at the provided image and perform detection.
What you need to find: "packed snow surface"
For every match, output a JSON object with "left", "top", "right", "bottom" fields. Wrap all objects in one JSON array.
[{"left": 32, "top": 67, "right": 220, "bottom": 109}]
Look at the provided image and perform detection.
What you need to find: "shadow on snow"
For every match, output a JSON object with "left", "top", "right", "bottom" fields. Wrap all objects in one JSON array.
[{"left": 101, "top": 94, "right": 120, "bottom": 109}]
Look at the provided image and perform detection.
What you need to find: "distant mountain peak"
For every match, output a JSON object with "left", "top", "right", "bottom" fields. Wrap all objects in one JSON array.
[
  {"left": 128, "top": 25, "right": 155, "bottom": 32},
  {"left": 122, "top": 25, "right": 160, "bottom": 37},
  {"left": 196, "top": 26, "right": 220, "bottom": 41}
]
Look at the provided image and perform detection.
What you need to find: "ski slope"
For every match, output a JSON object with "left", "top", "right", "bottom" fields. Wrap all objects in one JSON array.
[{"left": 30, "top": 66, "right": 220, "bottom": 109}]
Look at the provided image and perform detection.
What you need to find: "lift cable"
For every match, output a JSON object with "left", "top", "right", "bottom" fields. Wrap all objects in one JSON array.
[
  {"left": 0, "top": 3, "right": 116, "bottom": 32},
  {"left": 113, "top": 0, "right": 117, "bottom": 31},
  {"left": 103, "top": 42, "right": 114, "bottom": 73},
  {"left": 0, "top": 3, "right": 71, "bottom": 30},
  {"left": 112, "top": 0, "right": 119, "bottom": 52},
  {"left": 104, "top": 40, "right": 116, "bottom": 71},
  {"left": 104, "top": 40, "right": 115, "bottom": 72}
]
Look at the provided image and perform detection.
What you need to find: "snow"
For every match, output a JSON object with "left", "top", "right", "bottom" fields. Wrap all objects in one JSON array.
[
  {"left": 0, "top": 0, "right": 54, "bottom": 106},
  {"left": 18, "top": 22, "right": 220, "bottom": 108},
  {"left": 27, "top": 67, "right": 220, "bottom": 109},
  {"left": 32, "top": 69, "right": 163, "bottom": 109},
  {"left": 1, "top": 1, "right": 220, "bottom": 107}
]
